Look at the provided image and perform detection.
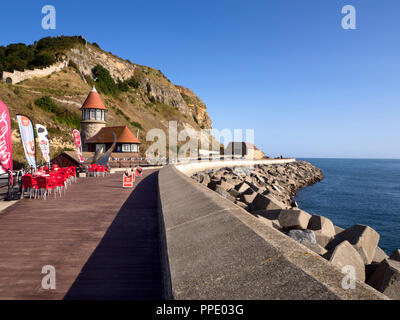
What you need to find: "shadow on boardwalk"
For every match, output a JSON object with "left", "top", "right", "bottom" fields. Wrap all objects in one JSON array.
[{"left": 64, "top": 172, "right": 163, "bottom": 300}]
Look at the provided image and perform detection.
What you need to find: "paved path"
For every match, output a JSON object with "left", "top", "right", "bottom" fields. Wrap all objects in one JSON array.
[{"left": 0, "top": 170, "right": 163, "bottom": 300}]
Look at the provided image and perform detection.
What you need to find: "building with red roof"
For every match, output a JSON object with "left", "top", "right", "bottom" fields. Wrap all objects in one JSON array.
[
  {"left": 86, "top": 126, "right": 141, "bottom": 153},
  {"left": 80, "top": 87, "right": 141, "bottom": 154}
]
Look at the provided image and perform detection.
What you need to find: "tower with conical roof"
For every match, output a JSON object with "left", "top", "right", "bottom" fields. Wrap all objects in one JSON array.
[{"left": 80, "top": 86, "right": 107, "bottom": 151}]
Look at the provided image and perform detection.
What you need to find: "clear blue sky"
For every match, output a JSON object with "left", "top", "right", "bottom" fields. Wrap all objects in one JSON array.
[{"left": 2, "top": 1, "right": 400, "bottom": 158}]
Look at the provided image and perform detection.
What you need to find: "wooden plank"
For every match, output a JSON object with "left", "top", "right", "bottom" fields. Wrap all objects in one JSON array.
[{"left": 0, "top": 170, "right": 162, "bottom": 300}]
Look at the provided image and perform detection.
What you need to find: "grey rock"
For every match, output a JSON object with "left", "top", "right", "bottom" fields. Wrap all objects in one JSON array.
[
  {"left": 307, "top": 215, "right": 336, "bottom": 247},
  {"left": 287, "top": 229, "right": 316, "bottom": 244}
]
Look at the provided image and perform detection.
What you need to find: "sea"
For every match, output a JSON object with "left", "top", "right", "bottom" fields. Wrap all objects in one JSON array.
[{"left": 295, "top": 158, "right": 400, "bottom": 255}]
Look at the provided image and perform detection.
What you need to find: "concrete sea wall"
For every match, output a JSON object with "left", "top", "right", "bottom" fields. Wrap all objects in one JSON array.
[{"left": 157, "top": 161, "right": 386, "bottom": 299}]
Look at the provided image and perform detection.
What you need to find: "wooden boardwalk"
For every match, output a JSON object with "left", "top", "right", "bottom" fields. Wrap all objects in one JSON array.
[{"left": 0, "top": 170, "right": 163, "bottom": 300}]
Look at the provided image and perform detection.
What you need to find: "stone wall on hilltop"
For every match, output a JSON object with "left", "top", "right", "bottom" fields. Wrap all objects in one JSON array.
[{"left": 1, "top": 61, "right": 68, "bottom": 84}]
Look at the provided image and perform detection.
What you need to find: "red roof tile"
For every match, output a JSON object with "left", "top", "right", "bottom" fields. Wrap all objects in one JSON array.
[
  {"left": 80, "top": 87, "right": 107, "bottom": 110},
  {"left": 86, "top": 126, "right": 141, "bottom": 144}
]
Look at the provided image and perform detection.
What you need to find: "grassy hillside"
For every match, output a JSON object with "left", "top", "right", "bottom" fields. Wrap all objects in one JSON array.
[
  {"left": 1, "top": 53, "right": 214, "bottom": 168},
  {"left": 1, "top": 36, "right": 217, "bottom": 169}
]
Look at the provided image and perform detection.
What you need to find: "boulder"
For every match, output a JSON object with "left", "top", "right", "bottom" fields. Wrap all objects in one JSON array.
[
  {"left": 323, "top": 240, "right": 366, "bottom": 282},
  {"left": 207, "top": 179, "right": 220, "bottom": 190},
  {"left": 214, "top": 185, "right": 230, "bottom": 199},
  {"left": 390, "top": 249, "right": 400, "bottom": 262},
  {"left": 228, "top": 188, "right": 240, "bottom": 198},
  {"left": 307, "top": 215, "right": 336, "bottom": 247},
  {"left": 251, "top": 210, "right": 282, "bottom": 231},
  {"left": 278, "top": 209, "right": 311, "bottom": 230},
  {"left": 373, "top": 247, "right": 389, "bottom": 264},
  {"left": 334, "top": 225, "right": 344, "bottom": 235},
  {"left": 287, "top": 229, "right": 316, "bottom": 244},
  {"left": 219, "top": 180, "right": 234, "bottom": 191},
  {"left": 194, "top": 172, "right": 210, "bottom": 185},
  {"left": 326, "top": 224, "right": 380, "bottom": 265},
  {"left": 367, "top": 259, "right": 400, "bottom": 299},
  {"left": 271, "top": 220, "right": 282, "bottom": 231},
  {"left": 252, "top": 210, "right": 280, "bottom": 221},
  {"left": 240, "top": 190, "right": 258, "bottom": 205},
  {"left": 290, "top": 200, "right": 298, "bottom": 208},
  {"left": 236, "top": 181, "right": 257, "bottom": 194},
  {"left": 249, "top": 194, "right": 287, "bottom": 212},
  {"left": 365, "top": 263, "right": 380, "bottom": 283}
]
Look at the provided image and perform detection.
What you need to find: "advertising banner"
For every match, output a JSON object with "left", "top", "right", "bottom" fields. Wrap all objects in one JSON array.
[
  {"left": 36, "top": 124, "right": 50, "bottom": 163},
  {"left": 72, "top": 129, "right": 84, "bottom": 163},
  {"left": 0, "top": 100, "right": 13, "bottom": 181},
  {"left": 17, "top": 114, "right": 36, "bottom": 169}
]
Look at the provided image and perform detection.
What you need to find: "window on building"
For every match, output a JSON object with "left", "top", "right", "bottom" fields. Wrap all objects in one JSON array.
[
  {"left": 101, "top": 110, "right": 105, "bottom": 121},
  {"left": 122, "top": 144, "right": 131, "bottom": 152},
  {"left": 96, "top": 109, "right": 102, "bottom": 120},
  {"left": 90, "top": 109, "right": 95, "bottom": 119},
  {"left": 131, "top": 144, "right": 138, "bottom": 152}
]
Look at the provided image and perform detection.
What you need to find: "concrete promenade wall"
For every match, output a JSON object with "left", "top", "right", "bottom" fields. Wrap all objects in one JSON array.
[
  {"left": 176, "top": 158, "right": 296, "bottom": 176},
  {"left": 158, "top": 163, "right": 387, "bottom": 299}
]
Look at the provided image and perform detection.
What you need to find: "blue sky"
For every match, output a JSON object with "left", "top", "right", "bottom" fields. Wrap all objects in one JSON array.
[{"left": 1, "top": 1, "right": 400, "bottom": 158}]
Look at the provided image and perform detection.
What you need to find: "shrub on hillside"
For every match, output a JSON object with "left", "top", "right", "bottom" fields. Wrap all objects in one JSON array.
[
  {"left": 92, "top": 64, "right": 119, "bottom": 96},
  {"left": 36, "top": 36, "right": 85, "bottom": 52},
  {"left": 130, "top": 121, "right": 143, "bottom": 130},
  {"left": 0, "top": 36, "right": 84, "bottom": 73},
  {"left": 32, "top": 53, "right": 55, "bottom": 67},
  {"left": 35, "top": 96, "right": 59, "bottom": 113},
  {"left": 126, "top": 76, "right": 140, "bottom": 89},
  {"left": 117, "top": 79, "right": 130, "bottom": 92},
  {"left": 34, "top": 96, "right": 81, "bottom": 128}
]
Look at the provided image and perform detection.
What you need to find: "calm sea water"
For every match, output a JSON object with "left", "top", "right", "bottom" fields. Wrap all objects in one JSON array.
[{"left": 295, "top": 159, "right": 400, "bottom": 255}]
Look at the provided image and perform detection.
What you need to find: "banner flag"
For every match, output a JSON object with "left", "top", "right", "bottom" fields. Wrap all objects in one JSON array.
[
  {"left": 35, "top": 124, "right": 50, "bottom": 163},
  {"left": 0, "top": 100, "right": 13, "bottom": 182},
  {"left": 17, "top": 114, "right": 36, "bottom": 169},
  {"left": 72, "top": 129, "right": 84, "bottom": 163}
]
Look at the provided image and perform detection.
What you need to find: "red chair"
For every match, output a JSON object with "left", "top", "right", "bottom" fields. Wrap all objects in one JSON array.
[
  {"left": 36, "top": 176, "right": 50, "bottom": 200},
  {"left": 21, "top": 174, "right": 35, "bottom": 199},
  {"left": 54, "top": 172, "right": 67, "bottom": 197},
  {"left": 70, "top": 166, "right": 77, "bottom": 183}
]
